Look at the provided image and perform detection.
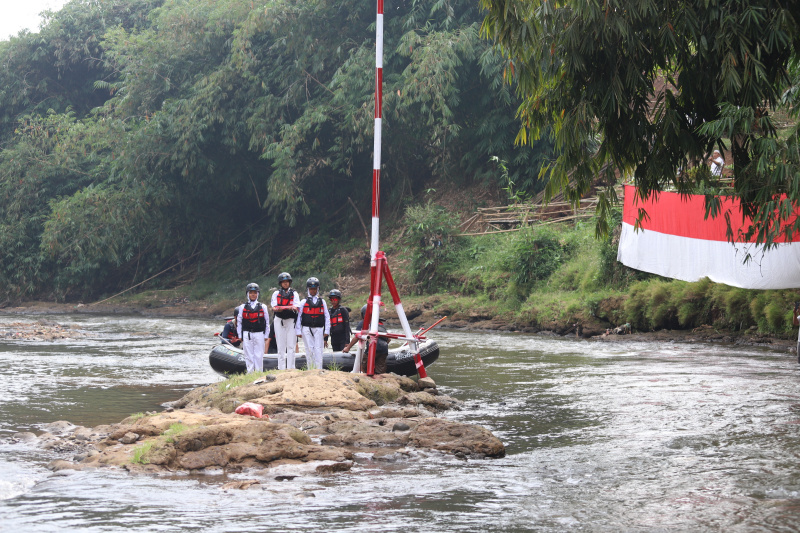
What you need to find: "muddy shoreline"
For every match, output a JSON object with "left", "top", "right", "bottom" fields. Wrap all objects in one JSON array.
[{"left": 2, "top": 300, "right": 797, "bottom": 353}]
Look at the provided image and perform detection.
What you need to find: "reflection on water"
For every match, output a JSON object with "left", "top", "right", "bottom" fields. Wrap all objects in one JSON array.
[{"left": 1, "top": 314, "right": 800, "bottom": 531}]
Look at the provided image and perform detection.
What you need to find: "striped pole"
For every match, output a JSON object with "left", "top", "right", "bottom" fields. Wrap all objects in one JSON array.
[
  {"left": 358, "top": 0, "right": 429, "bottom": 379},
  {"left": 371, "top": 0, "right": 383, "bottom": 262}
]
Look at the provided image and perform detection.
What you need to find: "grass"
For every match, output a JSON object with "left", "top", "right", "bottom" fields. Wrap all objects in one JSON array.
[
  {"left": 217, "top": 370, "right": 279, "bottom": 393},
  {"left": 162, "top": 423, "right": 192, "bottom": 443},
  {"left": 130, "top": 441, "right": 154, "bottom": 464}
]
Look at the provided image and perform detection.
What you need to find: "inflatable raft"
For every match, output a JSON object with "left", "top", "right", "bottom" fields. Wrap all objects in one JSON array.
[{"left": 209, "top": 338, "right": 439, "bottom": 377}]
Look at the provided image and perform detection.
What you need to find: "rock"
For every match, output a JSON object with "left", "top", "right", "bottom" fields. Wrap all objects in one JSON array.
[
  {"left": 43, "top": 421, "right": 76, "bottom": 435},
  {"left": 373, "top": 448, "right": 411, "bottom": 462},
  {"left": 12, "top": 432, "right": 38, "bottom": 443},
  {"left": 398, "top": 391, "right": 459, "bottom": 411},
  {"left": 73, "top": 427, "right": 93, "bottom": 441},
  {"left": 315, "top": 461, "right": 353, "bottom": 474},
  {"left": 119, "top": 432, "right": 140, "bottom": 444},
  {"left": 409, "top": 418, "right": 505, "bottom": 458},
  {"left": 321, "top": 420, "right": 409, "bottom": 447},
  {"left": 418, "top": 377, "right": 436, "bottom": 390},
  {"left": 52, "top": 369, "right": 504, "bottom": 477},
  {"left": 47, "top": 460, "right": 95, "bottom": 472}
]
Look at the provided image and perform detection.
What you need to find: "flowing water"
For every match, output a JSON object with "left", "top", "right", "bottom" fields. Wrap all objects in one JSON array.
[{"left": 1, "top": 314, "right": 799, "bottom": 532}]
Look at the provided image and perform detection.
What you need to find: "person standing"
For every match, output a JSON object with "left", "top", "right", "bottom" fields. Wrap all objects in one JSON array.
[
  {"left": 271, "top": 272, "right": 300, "bottom": 370},
  {"left": 710, "top": 150, "right": 725, "bottom": 176},
  {"left": 295, "top": 277, "right": 330, "bottom": 370},
  {"left": 236, "top": 283, "right": 270, "bottom": 373},
  {"left": 328, "top": 289, "right": 351, "bottom": 351}
]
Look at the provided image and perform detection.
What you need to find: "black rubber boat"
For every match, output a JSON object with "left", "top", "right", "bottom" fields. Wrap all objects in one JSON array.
[{"left": 209, "top": 338, "right": 439, "bottom": 377}]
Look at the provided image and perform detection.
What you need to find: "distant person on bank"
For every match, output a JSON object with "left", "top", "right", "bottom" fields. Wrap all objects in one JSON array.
[
  {"left": 271, "top": 272, "right": 300, "bottom": 369},
  {"left": 236, "top": 283, "right": 270, "bottom": 373},
  {"left": 295, "top": 277, "right": 330, "bottom": 370},
  {"left": 710, "top": 150, "right": 725, "bottom": 176}
]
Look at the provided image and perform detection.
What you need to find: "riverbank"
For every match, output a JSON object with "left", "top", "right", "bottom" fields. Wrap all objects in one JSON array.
[{"left": 2, "top": 300, "right": 797, "bottom": 353}]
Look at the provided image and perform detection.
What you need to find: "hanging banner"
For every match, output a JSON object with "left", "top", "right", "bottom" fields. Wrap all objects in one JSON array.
[{"left": 616, "top": 185, "right": 800, "bottom": 289}]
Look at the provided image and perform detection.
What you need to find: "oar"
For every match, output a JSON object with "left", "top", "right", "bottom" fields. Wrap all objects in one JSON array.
[
  {"left": 417, "top": 315, "right": 447, "bottom": 337},
  {"left": 400, "top": 316, "right": 448, "bottom": 347}
]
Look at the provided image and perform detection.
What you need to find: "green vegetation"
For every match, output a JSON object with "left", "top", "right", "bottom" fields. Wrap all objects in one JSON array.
[
  {"left": 217, "top": 370, "right": 277, "bottom": 393},
  {"left": 130, "top": 441, "right": 154, "bottom": 464},
  {"left": 162, "top": 423, "right": 191, "bottom": 443},
  {"left": 391, "top": 210, "right": 800, "bottom": 337},
  {"left": 0, "top": 0, "right": 552, "bottom": 302},
  {"left": 404, "top": 202, "right": 464, "bottom": 293},
  {"left": 481, "top": 0, "right": 800, "bottom": 246}
]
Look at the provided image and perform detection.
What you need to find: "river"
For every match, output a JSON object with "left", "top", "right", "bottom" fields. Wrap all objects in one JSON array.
[{"left": 1, "top": 314, "right": 799, "bottom": 532}]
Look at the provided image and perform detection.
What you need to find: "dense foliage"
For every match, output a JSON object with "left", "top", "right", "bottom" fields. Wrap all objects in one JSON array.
[
  {"left": 0, "top": 0, "right": 551, "bottom": 301},
  {"left": 480, "top": 0, "right": 800, "bottom": 245}
]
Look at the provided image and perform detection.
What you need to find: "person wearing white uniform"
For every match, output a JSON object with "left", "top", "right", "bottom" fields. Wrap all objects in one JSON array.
[
  {"left": 270, "top": 272, "right": 301, "bottom": 370},
  {"left": 236, "top": 283, "right": 270, "bottom": 373},
  {"left": 710, "top": 150, "right": 725, "bottom": 176},
  {"left": 295, "top": 277, "right": 330, "bottom": 370}
]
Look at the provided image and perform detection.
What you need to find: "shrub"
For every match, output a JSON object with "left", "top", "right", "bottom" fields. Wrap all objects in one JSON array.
[
  {"left": 404, "top": 202, "right": 463, "bottom": 292},
  {"left": 504, "top": 227, "right": 570, "bottom": 296},
  {"left": 596, "top": 207, "right": 652, "bottom": 288}
]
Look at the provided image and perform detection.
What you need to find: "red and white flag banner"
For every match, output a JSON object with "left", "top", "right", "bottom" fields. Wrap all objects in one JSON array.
[{"left": 617, "top": 185, "right": 800, "bottom": 289}]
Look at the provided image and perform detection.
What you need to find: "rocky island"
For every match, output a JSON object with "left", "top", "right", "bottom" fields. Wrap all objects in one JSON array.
[{"left": 20, "top": 370, "right": 504, "bottom": 486}]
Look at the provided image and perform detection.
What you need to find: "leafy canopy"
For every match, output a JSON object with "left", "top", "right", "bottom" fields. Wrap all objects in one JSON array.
[
  {"left": 0, "top": 0, "right": 553, "bottom": 300},
  {"left": 480, "top": 0, "right": 800, "bottom": 245}
]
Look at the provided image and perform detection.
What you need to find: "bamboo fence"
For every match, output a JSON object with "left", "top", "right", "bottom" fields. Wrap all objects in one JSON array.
[{"left": 458, "top": 197, "right": 599, "bottom": 236}]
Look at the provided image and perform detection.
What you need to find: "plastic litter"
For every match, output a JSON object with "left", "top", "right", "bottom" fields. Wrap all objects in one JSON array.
[{"left": 235, "top": 402, "right": 265, "bottom": 418}]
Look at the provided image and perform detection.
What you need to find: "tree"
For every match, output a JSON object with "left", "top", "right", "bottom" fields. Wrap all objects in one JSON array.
[
  {"left": 0, "top": 0, "right": 554, "bottom": 300},
  {"left": 480, "top": 0, "right": 800, "bottom": 245}
]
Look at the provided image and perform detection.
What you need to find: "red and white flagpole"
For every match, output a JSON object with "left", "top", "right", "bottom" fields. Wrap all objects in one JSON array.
[
  {"left": 366, "top": 0, "right": 385, "bottom": 367},
  {"left": 371, "top": 0, "right": 383, "bottom": 263},
  {"left": 357, "top": 0, "right": 426, "bottom": 377}
]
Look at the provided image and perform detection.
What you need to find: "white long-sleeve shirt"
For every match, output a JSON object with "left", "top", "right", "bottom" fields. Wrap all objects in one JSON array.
[
  {"left": 236, "top": 299, "right": 270, "bottom": 337},
  {"left": 295, "top": 294, "right": 330, "bottom": 335}
]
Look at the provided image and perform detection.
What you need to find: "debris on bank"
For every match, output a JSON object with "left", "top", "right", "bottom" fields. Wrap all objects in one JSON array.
[{"left": 10, "top": 370, "right": 504, "bottom": 484}]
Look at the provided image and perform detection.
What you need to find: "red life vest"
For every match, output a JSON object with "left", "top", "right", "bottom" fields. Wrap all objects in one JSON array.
[
  {"left": 330, "top": 307, "right": 348, "bottom": 334},
  {"left": 241, "top": 302, "right": 267, "bottom": 332},
  {"left": 301, "top": 298, "right": 325, "bottom": 328},
  {"left": 225, "top": 323, "right": 239, "bottom": 341},
  {"left": 273, "top": 288, "right": 297, "bottom": 320}
]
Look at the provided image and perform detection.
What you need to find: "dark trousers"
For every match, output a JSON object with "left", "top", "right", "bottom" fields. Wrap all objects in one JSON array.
[
  {"left": 331, "top": 333, "right": 349, "bottom": 352},
  {"left": 360, "top": 345, "right": 388, "bottom": 374}
]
